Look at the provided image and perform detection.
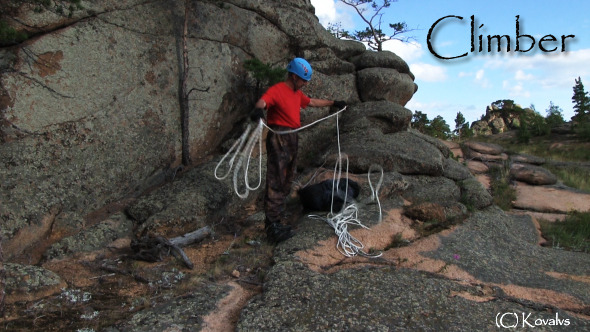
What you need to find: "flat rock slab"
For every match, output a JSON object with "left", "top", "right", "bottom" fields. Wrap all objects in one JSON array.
[
  {"left": 513, "top": 182, "right": 590, "bottom": 213},
  {"left": 467, "top": 160, "right": 489, "bottom": 174},
  {"left": 463, "top": 141, "right": 505, "bottom": 155},
  {"left": 236, "top": 207, "right": 590, "bottom": 331}
]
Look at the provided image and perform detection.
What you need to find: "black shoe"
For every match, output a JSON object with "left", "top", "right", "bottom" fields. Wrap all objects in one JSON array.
[{"left": 265, "top": 222, "right": 294, "bottom": 244}]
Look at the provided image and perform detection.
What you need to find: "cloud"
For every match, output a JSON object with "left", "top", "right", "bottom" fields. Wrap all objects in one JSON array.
[
  {"left": 514, "top": 69, "right": 535, "bottom": 81},
  {"left": 382, "top": 40, "right": 448, "bottom": 82},
  {"left": 503, "top": 80, "right": 531, "bottom": 98},
  {"left": 410, "top": 63, "right": 447, "bottom": 82},
  {"left": 475, "top": 69, "right": 485, "bottom": 80},
  {"left": 485, "top": 49, "right": 590, "bottom": 90},
  {"left": 474, "top": 69, "right": 491, "bottom": 88},
  {"left": 382, "top": 39, "right": 424, "bottom": 61},
  {"left": 310, "top": 0, "right": 337, "bottom": 26},
  {"left": 310, "top": 0, "right": 356, "bottom": 29}
]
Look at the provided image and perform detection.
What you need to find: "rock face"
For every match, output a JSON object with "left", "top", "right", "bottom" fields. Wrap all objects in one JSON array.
[{"left": 0, "top": 0, "right": 413, "bottom": 259}]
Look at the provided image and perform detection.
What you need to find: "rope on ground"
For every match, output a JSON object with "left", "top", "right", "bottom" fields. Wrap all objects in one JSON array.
[{"left": 310, "top": 113, "right": 382, "bottom": 258}]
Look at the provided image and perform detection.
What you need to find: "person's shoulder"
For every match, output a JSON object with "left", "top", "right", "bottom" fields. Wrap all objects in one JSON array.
[
  {"left": 271, "top": 81, "right": 288, "bottom": 90},
  {"left": 264, "top": 82, "right": 283, "bottom": 92}
]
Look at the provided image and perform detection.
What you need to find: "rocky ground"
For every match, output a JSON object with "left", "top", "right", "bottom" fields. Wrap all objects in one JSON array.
[{"left": 2, "top": 135, "right": 590, "bottom": 331}]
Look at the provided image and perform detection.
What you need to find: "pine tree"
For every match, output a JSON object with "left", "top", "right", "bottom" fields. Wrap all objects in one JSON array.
[
  {"left": 427, "top": 116, "right": 451, "bottom": 139},
  {"left": 572, "top": 77, "right": 590, "bottom": 122},
  {"left": 411, "top": 111, "right": 429, "bottom": 132},
  {"left": 545, "top": 101, "right": 565, "bottom": 128},
  {"left": 454, "top": 112, "right": 466, "bottom": 136},
  {"left": 335, "top": 0, "right": 415, "bottom": 51}
]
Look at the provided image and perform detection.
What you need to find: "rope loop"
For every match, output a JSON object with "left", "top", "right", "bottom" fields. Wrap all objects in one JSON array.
[{"left": 214, "top": 121, "right": 264, "bottom": 199}]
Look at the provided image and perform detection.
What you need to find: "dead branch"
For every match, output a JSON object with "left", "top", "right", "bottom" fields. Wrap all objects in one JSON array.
[
  {"left": 130, "top": 226, "right": 212, "bottom": 270},
  {"left": 169, "top": 226, "right": 212, "bottom": 247}
]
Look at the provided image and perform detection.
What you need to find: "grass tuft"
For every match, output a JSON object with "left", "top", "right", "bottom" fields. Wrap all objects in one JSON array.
[
  {"left": 540, "top": 211, "right": 590, "bottom": 253},
  {"left": 488, "top": 162, "right": 517, "bottom": 211}
]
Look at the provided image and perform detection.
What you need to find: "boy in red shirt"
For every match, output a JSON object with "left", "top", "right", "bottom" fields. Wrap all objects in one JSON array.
[{"left": 252, "top": 58, "right": 346, "bottom": 243}]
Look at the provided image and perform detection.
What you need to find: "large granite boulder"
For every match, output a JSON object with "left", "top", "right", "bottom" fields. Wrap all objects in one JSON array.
[{"left": 510, "top": 163, "right": 558, "bottom": 186}]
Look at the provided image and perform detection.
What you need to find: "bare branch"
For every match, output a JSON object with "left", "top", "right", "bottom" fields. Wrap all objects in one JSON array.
[{"left": 336, "top": 0, "right": 413, "bottom": 51}]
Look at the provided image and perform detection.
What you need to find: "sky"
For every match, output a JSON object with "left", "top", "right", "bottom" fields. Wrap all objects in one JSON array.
[{"left": 310, "top": 0, "right": 590, "bottom": 127}]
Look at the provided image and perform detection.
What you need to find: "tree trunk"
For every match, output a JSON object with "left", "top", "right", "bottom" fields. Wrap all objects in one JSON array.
[
  {"left": 180, "top": 0, "right": 191, "bottom": 165},
  {"left": 0, "top": 236, "right": 5, "bottom": 317}
]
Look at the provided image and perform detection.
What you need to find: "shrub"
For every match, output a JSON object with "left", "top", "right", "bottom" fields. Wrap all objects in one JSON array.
[
  {"left": 575, "top": 121, "right": 590, "bottom": 142},
  {"left": 0, "top": 21, "right": 28, "bottom": 46},
  {"left": 488, "top": 163, "right": 516, "bottom": 211}
]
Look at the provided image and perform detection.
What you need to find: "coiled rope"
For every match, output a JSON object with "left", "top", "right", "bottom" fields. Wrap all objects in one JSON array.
[
  {"left": 214, "top": 106, "right": 383, "bottom": 257},
  {"left": 214, "top": 107, "right": 348, "bottom": 197}
]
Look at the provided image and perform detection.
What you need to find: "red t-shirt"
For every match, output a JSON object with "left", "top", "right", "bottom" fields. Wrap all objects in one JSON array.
[{"left": 261, "top": 82, "right": 311, "bottom": 129}]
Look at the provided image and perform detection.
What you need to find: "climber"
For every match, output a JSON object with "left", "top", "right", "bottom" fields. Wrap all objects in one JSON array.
[{"left": 250, "top": 57, "right": 347, "bottom": 243}]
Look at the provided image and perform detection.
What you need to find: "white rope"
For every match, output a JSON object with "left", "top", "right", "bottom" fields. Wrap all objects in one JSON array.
[
  {"left": 214, "top": 121, "right": 264, "bottom": 198},
  {"left": 214, "top": 107, "right": 347, "bottom": 199},
  {"left": 367, "top": 164, "right": 384, "bottom": 222},
  {"left": 262, "top": 106, "right": 347, "bottom": 134},
  {"left": 308, "top": 113, "right": 382, "bottom": 258},
  {"left": 214, "top": 106, "right": 384, "bottom": 258}
]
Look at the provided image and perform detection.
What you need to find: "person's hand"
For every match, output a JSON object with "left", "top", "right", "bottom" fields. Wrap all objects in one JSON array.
[
  {"left": 333, "top": 100, "right": 347, "bottom": 110},
  {"left": 250, "top": 107, "right": 265, "bottom": 122}
]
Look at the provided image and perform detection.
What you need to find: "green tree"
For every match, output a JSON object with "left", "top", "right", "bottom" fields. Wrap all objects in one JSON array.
[
  {"left": 411, "top": 111, "right": 452, "bottom": 139},
  {"left": 453, "top": 111, "right": 466, "bottom": 136},
  {"left": 334, "top": 0, "right": 414, "bottom": 51},
  {"left": 518, "top": 110, "right": 550, "bottom": 143},
  {"left": 426, "top": 115, "right": 451, "bottom": 139},
  {"left": 460, "top": 123, "right": 474, "bottom": 139},
  {"left": 244, "top": 58, "right": 287, "bottom": 97},
  {"left": 491, "top": 99, "right": 515, "bottom": 110},
  {"left": 545, "top": 101, "right": 565, "bottom": 128},
  {"left": 411, "top": 110, "right": 429, "bottom": 132},
  {"left": 572, "top": 77, "right": 590, "bottom": 122}
]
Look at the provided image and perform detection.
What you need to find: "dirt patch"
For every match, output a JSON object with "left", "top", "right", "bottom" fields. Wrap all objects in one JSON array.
[
  {"left": 201, "top": 281, "right": 258, "bottom": 332},
  {"left": 33, "top": 51, "right": 63, "bottom": 78},
  {"left": 296, "top": 208, "right": 418, "bottom": 273},
  {"left": 545, "top": 272, "right": 590, "bottom": 284},
  {"left": 2, "top": 215, "right": 274, "bottom": 331}
]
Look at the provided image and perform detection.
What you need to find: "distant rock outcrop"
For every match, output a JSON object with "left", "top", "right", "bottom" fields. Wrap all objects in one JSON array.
[{"left": 470, "top": 101, "right": 530, "bottom": 136}]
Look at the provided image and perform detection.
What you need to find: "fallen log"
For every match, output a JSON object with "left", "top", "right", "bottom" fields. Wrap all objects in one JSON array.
[
  {"left": 170, "top": 226, "right": 212, "bottom": 247},
  {"left": 130, "top": 226, "right": 212, "bottom": 269}
]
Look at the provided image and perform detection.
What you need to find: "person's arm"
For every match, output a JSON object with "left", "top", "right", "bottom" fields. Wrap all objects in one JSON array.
[
  {"left": 250, "top": 99, "right": 267, "bottom": 122},
  {"left": 309, "top": 99, "right": 347, "bottom": 109},
  {"left": 308, "top": 98, "right": 334, "bottom": 108},
  {"left": 255, "top": 99, "right": 267, "bottom": 109}
]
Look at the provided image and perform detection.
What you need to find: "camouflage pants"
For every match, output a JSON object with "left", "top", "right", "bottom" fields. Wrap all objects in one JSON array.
[{"left": 265, "top": 126, "right": 298, "bottom": 225}]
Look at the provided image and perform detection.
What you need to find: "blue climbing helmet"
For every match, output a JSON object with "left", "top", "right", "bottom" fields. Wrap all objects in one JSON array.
[{"left": 287, "top": 57, "right": 313, "bottom": 81}]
